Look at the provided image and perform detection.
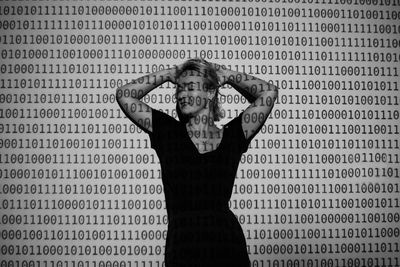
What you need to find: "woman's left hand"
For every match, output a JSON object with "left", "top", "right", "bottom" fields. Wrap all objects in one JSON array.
[{"left": 210, "top": 62, "right": 228, "bottom": 86}]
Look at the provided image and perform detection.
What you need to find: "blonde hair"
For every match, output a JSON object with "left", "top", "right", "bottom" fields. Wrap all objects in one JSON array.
[{"left": 175, "top": 58, "right": 223, "bottom": 122}]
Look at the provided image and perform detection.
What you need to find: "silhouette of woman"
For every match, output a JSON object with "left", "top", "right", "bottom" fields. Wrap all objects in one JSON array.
[{"left": 116, "top": 58, "right": 278, "bottom": 266}]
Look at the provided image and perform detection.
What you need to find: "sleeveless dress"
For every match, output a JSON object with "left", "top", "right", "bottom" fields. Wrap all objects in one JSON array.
[{"left": 147, "top": 109, "right": 255, "bottom": 267}]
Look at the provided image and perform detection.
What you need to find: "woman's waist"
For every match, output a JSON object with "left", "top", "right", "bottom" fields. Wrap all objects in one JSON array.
[{"left": 167, "top": 206, "right": 236, "bottom": 226}]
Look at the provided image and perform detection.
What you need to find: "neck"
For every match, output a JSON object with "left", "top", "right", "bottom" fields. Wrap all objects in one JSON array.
[{"left": 187, "top": 108, "right": 215, "bottom": 132}]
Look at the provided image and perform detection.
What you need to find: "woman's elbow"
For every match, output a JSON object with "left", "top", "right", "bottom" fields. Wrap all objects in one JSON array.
[{"left": 116, "top": 87, "right": 124, "bottom": 104}]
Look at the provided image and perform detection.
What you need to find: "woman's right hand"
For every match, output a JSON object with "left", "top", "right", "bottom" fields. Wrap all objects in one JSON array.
[
  {"left": 167, "top": 63, "right": 185, "bottom": 84},
  {"left": 211, "top": 62, "right": 228, "bottom": 86}
]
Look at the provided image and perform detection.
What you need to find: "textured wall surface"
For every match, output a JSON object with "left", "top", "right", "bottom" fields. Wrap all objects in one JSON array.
[{"left": 0, "top": 1, "right": 399, "bottom": 266}]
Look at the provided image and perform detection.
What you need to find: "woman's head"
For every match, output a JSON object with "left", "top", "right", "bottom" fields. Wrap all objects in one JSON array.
[{"left": 175, "top": 58, "right": 223, "bottom": 122}]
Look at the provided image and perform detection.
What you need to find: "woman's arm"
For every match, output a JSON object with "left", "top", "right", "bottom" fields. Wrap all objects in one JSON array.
[
  {"left": 116, "top": 68, "right": 176, "bottom": 133},
  {"left": 216, "top": 65, "right": 279, "bottom": 139}
]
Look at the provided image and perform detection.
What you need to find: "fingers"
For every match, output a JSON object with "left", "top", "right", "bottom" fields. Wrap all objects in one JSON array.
[
  {"left": 212, "top": 63, "right": 227, "bottom": 86},
  {"left": 168, "top": 64, "right": 183, "bottom": 84}
]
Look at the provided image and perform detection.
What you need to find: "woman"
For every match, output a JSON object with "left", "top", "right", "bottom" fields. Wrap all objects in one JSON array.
[{"left": 116, "top": 59, "right": 278, "bottom": 266}]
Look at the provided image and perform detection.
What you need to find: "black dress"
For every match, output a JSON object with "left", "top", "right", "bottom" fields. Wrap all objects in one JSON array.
[{"left": 148, "top": 109, "right": 254, "bottom": 267}]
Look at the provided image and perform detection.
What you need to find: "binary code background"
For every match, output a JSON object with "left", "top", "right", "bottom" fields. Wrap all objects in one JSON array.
[{"left": 0, "top": 1, "right": 399, "bottom": 266}]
